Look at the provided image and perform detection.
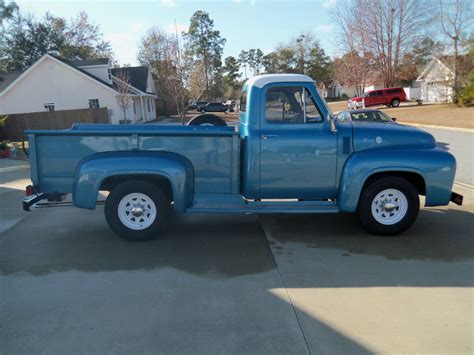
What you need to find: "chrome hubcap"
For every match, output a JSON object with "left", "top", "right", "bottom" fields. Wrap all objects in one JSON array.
[
  {"left": 118, "top": 193, "right": 157, "bottom": 230},
  {"left": 371, "top": 189, "right": 408, "bottom": 225}
]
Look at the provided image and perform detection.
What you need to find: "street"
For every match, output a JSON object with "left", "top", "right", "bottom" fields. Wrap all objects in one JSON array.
[
  {"left": 1, "top": 125, "right": 473, "bottom": 354},
  {"left": 423, "top": 127, "right": 474, "bottom": 186}
]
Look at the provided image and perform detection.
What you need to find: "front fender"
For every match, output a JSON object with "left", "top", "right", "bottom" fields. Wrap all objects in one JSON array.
[
  {"left": 73, "top": 151, "right": 194, "bottom": 212},
  {"left": 338, "top": 148, "right": 456, "bottom": 212}
]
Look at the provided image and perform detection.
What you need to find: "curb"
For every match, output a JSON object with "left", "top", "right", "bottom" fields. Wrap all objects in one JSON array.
[
  {"left": 454, "top": 181, "right": 474, "bottom": 190},
  {"left": 402, "top": 122, "right": 474, "bottom": 133}
]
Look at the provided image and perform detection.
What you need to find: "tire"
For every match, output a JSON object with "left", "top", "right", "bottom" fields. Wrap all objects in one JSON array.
[
  {"left": 391, "top": 98, "right": 400, "bottom": 107},
  {"left": 357, "top": 177, "right": 419, "bottom": 236},
  {"left": 187, "top": 114, "right": 228, "bottom": 126},
  {"left": 105, "top": 180, "right": 171, "bottom": 241}
]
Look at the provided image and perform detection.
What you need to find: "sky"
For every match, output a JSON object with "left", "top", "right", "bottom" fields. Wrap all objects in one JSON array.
[{"left": 15, "top": 0, "right": 340, "bottom": 66}]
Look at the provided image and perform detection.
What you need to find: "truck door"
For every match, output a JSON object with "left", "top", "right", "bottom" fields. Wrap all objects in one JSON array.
[{"left": 259, "top": 85, "right": 338, "bottom": 199}]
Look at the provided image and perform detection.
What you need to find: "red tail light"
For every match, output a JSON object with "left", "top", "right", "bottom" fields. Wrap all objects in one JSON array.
[{"left": 25, "top": 185, "right": 34, "bottom": 196}]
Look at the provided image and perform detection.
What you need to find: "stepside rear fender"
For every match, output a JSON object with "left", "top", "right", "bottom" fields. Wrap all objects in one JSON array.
[
  {"left": 338, "top": 148, "right": 456, "bottom": 212},
  {"left": 73, "top": 151, "right": 194, "bottom": 212}
]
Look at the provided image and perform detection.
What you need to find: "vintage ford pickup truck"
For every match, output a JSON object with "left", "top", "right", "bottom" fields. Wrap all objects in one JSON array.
[{"left": 23, "top": 74, "right": 462, "bottom": 240}]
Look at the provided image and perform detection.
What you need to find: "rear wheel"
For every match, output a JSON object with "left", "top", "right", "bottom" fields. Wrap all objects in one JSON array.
[
  {"left": 357, "top": 177, "right": 419, "bottom": 236},
  {"left": 105, "top": 180, "right": 171, "bottom": 241},
  {"left": 391, "top": 98, "right": 400, "bottom": 107}
]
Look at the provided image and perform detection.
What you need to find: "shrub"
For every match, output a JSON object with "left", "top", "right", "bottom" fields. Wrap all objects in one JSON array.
[
  {"left": 458, "top": 73, "right": 474, "bottom": 107},
  {"left": 0, "top": 140, "right": 12, "bottom": 150},
  {"left": 0, "top": 115, "right": 7, "bottom": 128}
]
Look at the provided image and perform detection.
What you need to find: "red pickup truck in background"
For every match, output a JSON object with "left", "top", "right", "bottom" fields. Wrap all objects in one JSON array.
[{"left": 348, "top": 87, "right": 407, "bottom": 109}]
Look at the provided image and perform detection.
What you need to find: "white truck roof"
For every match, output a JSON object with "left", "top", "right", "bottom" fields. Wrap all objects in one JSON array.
[{"left": 245, "top": 74, "right": 315, "bottom": 88}]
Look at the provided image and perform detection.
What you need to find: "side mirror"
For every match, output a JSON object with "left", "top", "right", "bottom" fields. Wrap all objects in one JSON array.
[
  {"left": 392, "top": 117, "right": 397, "bottom": 122},
  {"left": 328, "top": 112, "right": 337, "bottom": 132}
]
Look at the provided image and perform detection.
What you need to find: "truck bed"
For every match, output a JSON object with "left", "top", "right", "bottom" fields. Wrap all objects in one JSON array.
[{"left": 27, "top": 124, "right": 240, "bottom": 195}]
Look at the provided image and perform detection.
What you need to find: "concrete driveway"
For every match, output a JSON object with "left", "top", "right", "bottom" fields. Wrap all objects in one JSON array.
[{"left": 1, "top": 159, "right": 473, "bottom": 354}]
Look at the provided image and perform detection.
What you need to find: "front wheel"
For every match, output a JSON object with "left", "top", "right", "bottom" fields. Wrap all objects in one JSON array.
[
  {"left": 357, "top": 177, "right": 419, "bottom": 236},
  {"left": 391, "top": 98, "right": 400, "bottom": 107},
  {"left": 105, "top": 180, "right": 171, "bottom": 241}
]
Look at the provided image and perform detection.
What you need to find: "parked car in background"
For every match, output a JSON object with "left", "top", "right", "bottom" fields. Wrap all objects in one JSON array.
[
  {"left": 348, "top": 87, "right": 407, "bottom": 109},
  {"left": 224, "top": 100, "right": 237, "bottom": 112},
  {"left": 337, "top": 109, "right": 396, "bottom": 123},
  {"left": 200, "top": 102, "right": 230, "bottom": 114},
  {"left": 187, "top": 101, "right": 209, "bottom": 111}
]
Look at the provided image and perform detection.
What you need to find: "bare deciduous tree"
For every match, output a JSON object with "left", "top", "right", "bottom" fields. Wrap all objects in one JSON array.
[
  {"left": 187, "top": 61, "right": 207, "bottom": 100},
  {"left": 358, "top": 0, "right": 428, "bottom": 87},
  {"left": 331, "top": 0, "right": 372, "bottom": 93},
  {"left": 138, "top": 27, "right": 188, "bottom": 123},
  {"left": 114, "top": 70, "right": 132, "bottom": 123},
  {"left": 333, "top": 0, "right": 429, "bottom": 88},
  {"left": 333, "top": 52, "right": 374, "bottom": 96},
  {"left": 438, "top": 0, "right": 473, "bottom": 101}
]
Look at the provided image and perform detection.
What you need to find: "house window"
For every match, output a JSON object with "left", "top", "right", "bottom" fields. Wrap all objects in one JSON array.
[
  {"left": 88, "top": 99, "right": 100, "bottom": 109},
  {"left": 133, "top": 100, "right": 136, "bottom": 115},
  {"left": 108, "top": 69, "right": 112, "bottom": 81},
  {"left": 147, "top": 98, "right": 151, "bottom": 113},
  {"left": 44, "top": 103, "right": 55, "bottom": 112}
]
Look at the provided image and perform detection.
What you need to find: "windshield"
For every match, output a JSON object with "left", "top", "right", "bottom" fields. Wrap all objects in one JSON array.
[
  {"left": 360, "top": 92, "right": 368, "bottom": 98},
  {"left": 379, "top": 111, "right": 393, "bottom": 121},
  {"left": 350, "top": 110, "right": 392, "bottom": 122}
]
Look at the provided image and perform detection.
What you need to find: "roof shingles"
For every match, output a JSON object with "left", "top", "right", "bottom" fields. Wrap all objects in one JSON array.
[{"left": 111, "top": 66, "right": 150, "bottom": 93}]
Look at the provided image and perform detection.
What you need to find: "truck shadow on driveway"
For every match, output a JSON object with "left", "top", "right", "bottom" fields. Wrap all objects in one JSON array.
[
  {"left": 261, "top": 207, "right": 474, "bottom": 263},
  {"left": 0, "top": 208, "right": 275, "bottom": 277},
  {"left": 0, "top": 202, "right": 472, "bottom": 281}
]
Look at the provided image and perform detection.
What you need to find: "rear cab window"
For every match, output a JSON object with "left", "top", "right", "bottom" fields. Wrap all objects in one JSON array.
[{"left": 240, "top": 91, "right": 247, "bottom": 112}]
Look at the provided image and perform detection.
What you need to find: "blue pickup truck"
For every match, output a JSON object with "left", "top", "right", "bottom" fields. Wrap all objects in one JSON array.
[{"left": 23, "top": 74, "right": 462, "bottom": 240}]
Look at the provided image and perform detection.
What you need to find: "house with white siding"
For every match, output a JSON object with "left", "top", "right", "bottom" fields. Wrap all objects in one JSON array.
[
  {"left": 0, "top": 54, "right": 157, "bottom": 123},
  {"left": 416, "top": 57, "right": 455, "bottom": 103}
]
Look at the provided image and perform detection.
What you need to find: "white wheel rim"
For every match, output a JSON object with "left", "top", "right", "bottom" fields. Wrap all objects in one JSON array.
[
  {"left": 118, "top": 193, "right": 157, "bottom": 230},
  {"left": 371, "top": 189, "right": 408, "bottom": 225}
]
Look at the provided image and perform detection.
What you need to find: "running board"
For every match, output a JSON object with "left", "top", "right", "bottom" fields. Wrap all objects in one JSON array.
[{"left": 187, "top": 196, "right": 340, "bottom": 214}]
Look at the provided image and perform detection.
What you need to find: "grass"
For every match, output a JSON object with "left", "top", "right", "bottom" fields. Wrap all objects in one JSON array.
[
  {"left": 328, "top": 101, "right": 473, "bottom": 129},
  {"left": 161, "top": 102, "right": 473, "bottom": 130}
]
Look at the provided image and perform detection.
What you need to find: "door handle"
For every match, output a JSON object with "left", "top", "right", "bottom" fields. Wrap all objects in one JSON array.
[{"left": 262, "top": 135, "right": 278, "bottom": 140}]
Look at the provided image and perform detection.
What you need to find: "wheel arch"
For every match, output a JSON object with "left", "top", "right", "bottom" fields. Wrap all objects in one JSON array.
[
  {"left": 338, "top": 150, "right": 428, "bottom": 212},
  {"left": 73, "top": 151, "right": 194, "bottom": 212},
  {"left": 100, "top": 174, "right": 174, "bottom": 202},
  {"left": 360, "top": 171, "right": 426, "bottom": 197}
]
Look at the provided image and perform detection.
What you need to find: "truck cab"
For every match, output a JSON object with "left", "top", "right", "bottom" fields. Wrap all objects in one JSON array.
[
  {"left": 239, "top": 75, "right": 340, "bottom": 200},
  {"left": 23, "top": 74, "right": 462, "bottom": 241}
]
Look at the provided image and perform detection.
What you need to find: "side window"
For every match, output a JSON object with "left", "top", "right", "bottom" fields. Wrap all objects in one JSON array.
[
  {"left": 376, "top": 91, "right": 384, "bottom": 96},
  {"left": 240, "top": 91, "right": 247, "bottom": 112},
  {"left": 387, "top": 88, "right": 402, "bottom": 94},
  {"left": 304, "top": 88, "right": 323, "bottom": 123},
  {"left": 265, "top": 86, "right": 322, "bottom": 124}
]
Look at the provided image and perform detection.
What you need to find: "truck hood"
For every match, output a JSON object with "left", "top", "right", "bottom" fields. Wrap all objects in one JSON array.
[{"left": 351, "top": 121, "right": 437, "bottom": 151}]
